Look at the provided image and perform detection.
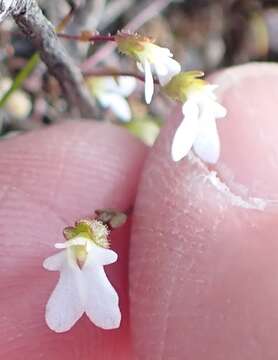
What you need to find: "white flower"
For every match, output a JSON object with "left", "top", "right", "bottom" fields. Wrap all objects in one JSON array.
[
  {"left": 116, "top": 33, "right": 181, "bottom": 104},
  {"left": 88, "top": 76, "right": 136, "bottom": 122},
  {"left": 136, "top": 46, "right": 181, "bottom": 104},
  {"left": 171, "top": 85, "right": 227, "bottom": 163},
  {"left": 43, "top": 220, "right": 121, "bottom": 332}
]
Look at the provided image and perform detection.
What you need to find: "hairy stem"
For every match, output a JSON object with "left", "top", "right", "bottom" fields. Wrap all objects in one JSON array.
[
  {"left": 57, "top": 33, "right": 116, "bottom": 42},
  {"left": 81, "top": 0, "right": 174, "bottom": 71}
]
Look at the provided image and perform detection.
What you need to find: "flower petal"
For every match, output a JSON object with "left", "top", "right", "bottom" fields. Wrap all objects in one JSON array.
[
  {"left": 211, "top": 101, "right": 227, "bottom": 118},
  {"left": 88, "top": 242, "right": 118, "bottom": 266},
  {"left": 117, "top": 76, "right": 137, "bottom": 97},
  {"left": 153, "top": 62, "right": 168, "bottom": 77},
  {"left": 43, "top": 250, "right": 67, "bottom": 271},
  {"left": 101, "top": 77, "right": 119, "bottom": 93},
  {"left": 45, "top": 251, "right": 85, "bottom": 332},
  {"left": 136, "top": 61, "right": 144, "bottom": 73},
  {"left": 54, "top": 236, "right": 87, "bottom": 249},
  {"left": 83, "top": 252, "right": 121, "bottom": 330},
  {"left": 193, "top": 116, "right": 220, "bottom": 163},
  {"left": 156, "top": 46, "right": 173, "bottom": 58},
  {"left": 154, "top": 58, "right": 181, "bottom": 86},
  {"left": 203, "top": 84, "right": 219, "bottom": 98},
  {"left": 98, "top": 93, "right": 132, "bottom": 122},
  {"left": 171, "top": 100, "right": 201, "bottom": 162},
  {"left": 143, "top": 59, "right": 154, "bottom": 104}
]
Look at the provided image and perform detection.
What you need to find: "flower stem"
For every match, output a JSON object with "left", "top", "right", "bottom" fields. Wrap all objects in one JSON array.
[
  {"left": 83, "top": 70, "right": 160, "bottom": 84},
  {"left": 57, "top": 33, "right": 116, "bottom": 42}
]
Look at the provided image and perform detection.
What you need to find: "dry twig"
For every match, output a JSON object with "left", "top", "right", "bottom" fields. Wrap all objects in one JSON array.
[{"left": 0, "top": 0, "right": 96, "bottom": 117}]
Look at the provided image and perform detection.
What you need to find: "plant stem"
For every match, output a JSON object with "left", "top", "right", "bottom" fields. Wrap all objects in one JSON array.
[
  {"left": 83, "top": 69, "right": 160, "bottom": 84},
  {"left": 13, "top": 0, "right": 96, "bottom": 117},
  {"left": 0, "top": 4, "right": 76, "bottom": 110},
  {"left": 57, "top": 33, "right": 116, "bottom": 42},
  {"left": 81, "top": 0, "right": 173, "bottom": 71},
  {"left": 0, "top": 53, "right": 40, "bottom": 109}
]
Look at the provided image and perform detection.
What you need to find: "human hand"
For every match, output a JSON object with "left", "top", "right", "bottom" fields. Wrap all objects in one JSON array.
[{"left": 1, "top": 63, "right": 278, "bottom": 359}]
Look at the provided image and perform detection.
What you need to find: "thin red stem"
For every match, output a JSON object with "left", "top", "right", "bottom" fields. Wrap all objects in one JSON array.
[
  {"left": 83, "top": 70, "right": 160, "bottom": 85},
  {"left": 81, "top": 0, "right": 173, "bottom": 70},
  {"left": 57, "top": 33, "right": 116, "bottom": 42}
]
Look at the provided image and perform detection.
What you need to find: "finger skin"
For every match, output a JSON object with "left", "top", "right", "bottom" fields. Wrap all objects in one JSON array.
[
  {"left": 214, "top": 62, "right": 278, "bottom": 199},
  {"left": 130, "top": 63, "right": 278, "bottom": 360},
  {"left": 0, "top": 121, "right": 147, "bottom": 360}
]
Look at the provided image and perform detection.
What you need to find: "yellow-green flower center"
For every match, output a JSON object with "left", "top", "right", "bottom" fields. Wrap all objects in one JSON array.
[
  {"left": 116, "top": 32, "right": 156, "bottom": 61},
  {"left": 162, "top": 71, "right": 206, "bottom": 103},
  {"left": 64, "top": 219, "right": 110, "bottom": 263},
  {"left": 64, "top": 219, "right": 110, "bottom": 248}
]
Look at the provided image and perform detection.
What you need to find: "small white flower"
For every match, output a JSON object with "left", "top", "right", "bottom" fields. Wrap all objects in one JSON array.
[
  {"left": 171, "top": 85, "right": 227, "bottom": 163},
  {"left": 136, "top": 46, "right": 181, "bottom": 104},
  {"left": 116, "top": 33, "right": 181, "bottom": 104},
  {"left": 43, "top": 220, "right": 121, "bottom": 332},
  {"left": 88, "top": 76, "right": 136, "bottom": 122}
]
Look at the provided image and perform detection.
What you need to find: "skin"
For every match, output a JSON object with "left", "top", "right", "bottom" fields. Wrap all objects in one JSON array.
[
  {"left": 0, "top": 122, "right": 146, "bottom": 359},
  {"left": 1, "top": 63, "right": 278, "bottom": 359}
]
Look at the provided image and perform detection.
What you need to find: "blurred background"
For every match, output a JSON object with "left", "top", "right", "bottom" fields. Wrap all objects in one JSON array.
[{"left": 0, "top": 0, "right": 277, "bottom": 144}]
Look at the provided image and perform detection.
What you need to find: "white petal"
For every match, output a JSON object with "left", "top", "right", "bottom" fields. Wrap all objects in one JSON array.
[
  {"left": 117, "top": 76, "right": 137, "bottom": 97},
  {"left": 55, "top": 236, "right": 87, "bottom": 249},
  {"left": 187, "top": 88, "right": 227, "bottom": 120},
  {"left": 99, "top": 93, "right": 132, "bottom": 121},
  {"left": 171, "top": 100, "right": 201, "bottom": 162},
  {"left": 211, "top": 101, "right": 227, "bottom": 118},
  {"left": 193, "top": 116, "right": 220, "bottom": 164},
  {"left": 45, "top": 251, "right": 85, "bottom": 333},
  {"left": 43, "top": 250, "right": 67, "bottom": 271},
  {"left": 154, "top": 58, "right": 181, "bottom": 86},
  {"left": 208, "top": 84, "right": 219, "bottom": 90},
  {"left": 143, "top": 60, "right": 154, "bottom": 104},
  {"left": 89, "top": 242, "right": 118, "bottom": 266},
  {"left": 54, "top": 243, "right": 67, "bottom": 249},
  {"left": 83, "top": 252, "right": 121, "bottom": 330},
  {"left": 136, "top": 61, "right": 144, "bottom": 73},
  {"left": 156, "top": 46, "right": 173, "bottom": 58},
  {"left": 204, "top": 84, "right": 219, "bottom": 95},
  {"left": 165, "top": 57, "right": 181, "bottom": 75},
  {"left": 153, "top": 62, "right": 168, "bottom": 76},
  {"left": 102, "top": 77, "right": 119, "bottom": 93}
]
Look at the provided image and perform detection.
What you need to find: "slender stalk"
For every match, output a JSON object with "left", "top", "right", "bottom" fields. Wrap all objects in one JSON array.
[
  {"left": 81, "top": 0, "right": 174, "bottom": 71},
  {"left": 57, "top": 33, "right": 116, "bottom": 42},
  {"left": 83, "top": 69, "right": 160, "bottom": 84},
  {"left": 62, "top": 0, "right": 106, "bottom": 59},
  {"left": 0, "top": 53, "right": 40, "bottom": 109}
]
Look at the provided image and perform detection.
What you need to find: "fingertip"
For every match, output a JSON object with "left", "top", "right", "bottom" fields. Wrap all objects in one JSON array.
[
  {"left": 210, "top": 62, "right": 278, "bottom": 199},
  {"left": 0, "top": 120, "right": 146, "bottom": 359},
  {"left": 129, "top": 63, "right": 278, "bottom": 359}
]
